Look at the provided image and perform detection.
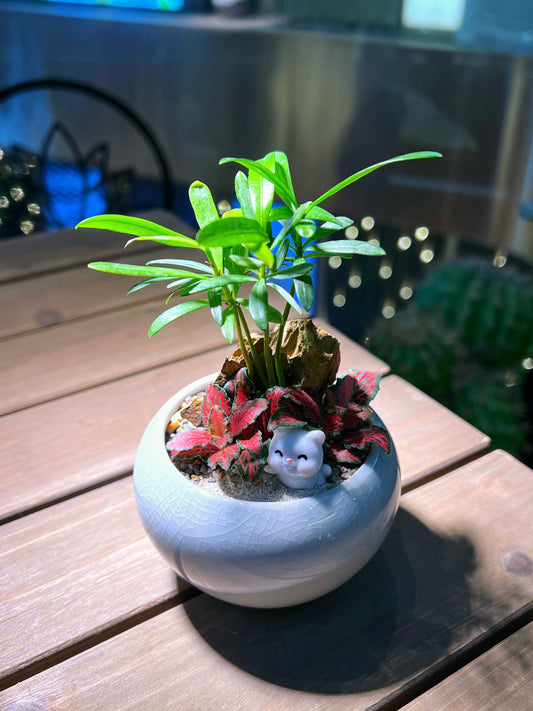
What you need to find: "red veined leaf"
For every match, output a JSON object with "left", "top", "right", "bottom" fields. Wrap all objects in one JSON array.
[
  {"left": 344, "top": 425, "right": 391, "bottom": 453},
  {"left": 266, "top": 386, "right": 286, "bottom": 413},
  {"left": 237, "top": 430, "right": 265, "bottom": 456},
  {"left": 208, "top": 405, "right": 229, "bottom": 440},
  {"left": 268, "top": 407, "right": 308, "bottom": 431},
  {"left": 342, "top": 406, "right": 372, "bottom": 431},
  {"left": 202, "top": 383, "right": 231, "bottom": 424},
  {"left": 326, "top": 373, "right": 357, "bottom": 407},
  {"left": 208, "top": 443, "right": 240, "bottom": 471},
  {"left": 350, "top": 371, "right": 381, "bottom": 405},
  {"left": 281, "top": 387, "right": 323, "bottom": 424},
  {"left": 229, "top": 398, "right": 269, "bottom": 437},
  {"left": 321, "top": 408, "right": 344, "bottom": 437},
  {"left": 166, "top": 428, "right": 218, "bottom": 459},
  {"left": 233, "top": 369, "right": 259, "bottom": 407},
  {"left": 233, "top": 432, "right": 268, "bottom": 482},
  {"left": 327, "top": 371, "right": 381, "bottom": 407},
  {"left": 325, "top": 442, "right": 363, "bottom": 466}
]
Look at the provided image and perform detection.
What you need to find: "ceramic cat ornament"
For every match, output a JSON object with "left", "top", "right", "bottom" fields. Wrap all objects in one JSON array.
[{"left": 265, "top": 427, "right": 332, "bottom": 489}]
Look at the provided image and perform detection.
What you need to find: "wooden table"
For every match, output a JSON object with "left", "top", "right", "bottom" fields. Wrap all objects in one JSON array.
[{"left": 1, "top": 214, "right": 532, "bottom": 710}]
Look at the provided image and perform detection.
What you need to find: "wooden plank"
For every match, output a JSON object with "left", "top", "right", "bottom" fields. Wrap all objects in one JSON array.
[
  {"left": 0, "top": 334, "right": 387, "bottom": 521},
  {"left": 403, "top": 623, "right": 533, "bottom": 711},
  {"left": 373, "top": 375, "right": 490, "bottom": 486},
  {"left": 0, "top": 210, "right": 191, "bottom": 283},
  {"left": 1, "top": 450, "right": 532, "bottom": 707},
  {"left": 0, "top": 247, "right": 199, "bottom": 339}
]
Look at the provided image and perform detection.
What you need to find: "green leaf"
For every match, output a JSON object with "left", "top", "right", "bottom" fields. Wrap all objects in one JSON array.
[
  {"left": 249, "top": 279, "right": 269, "bottom": 331},
  {"left": 310, "top": 216, "right": 354, "bottom": 242},
  {"left": 266, "top": 304, "right": 283, "bottom": 324},
  {"left": 235, "top": 171, "right": 255, "bottom": 219},
  {"left": 271, "top": 262, "right": 314, "bottom": 279},
  {"left": 123, "top": 235, "right": 201, "bottom": 250},
  {"left": 248, "top": 152, "right": 275, "bottom": 229},
  {"left": 253, "top": 242, "right": 275, "bottom": 268},
  {"left": 149, "top": 300, "right": 209, "bottom": 336},
  {"left": 76, "top": 214, "right": 187, "bottom": 238},
  {"left": 267, "top": 282, "right": 303, "bottom": 315},
  {"left": 209, "top": 290, "right": 223, "bottom": 326},
  {"left": 271, "top": 201, "right": 311, "bottom": 250},
  {"left": 271, "top": 151, "right": 296, "bottom": 205},
  {"left": 305, "top": 206, "right": 343, "bottom": 224},
  {"left": 197, "top": 216, "right": 268, "bottom": 249},
  {"left": 87, "top": 262, "right": 204, "bottom": 279},
  {"left": 269, "top": 205, "right": 293, "bottom": 221},
  {"left": 307, "top": 151, "right": 442, "bottom": 210},
  {"left": 229, "top": 254, "right": 263, "bottom": 269},
  {"left": 221, "top": 305, "right": 236, "bottom": 342},
  {"left": 274, "top": 239, "right": 290, "bottom": 271},
  {"left": 146, "top": 259, "right": 213, "bottom": 274},
  {"left": 165, "top": 280, "right": 198, "bottom": 302},
  {"left": 126, "top": 277, "right": 171, "bottom": 294},
  {"left": 219, "top": 156, "right": 295, "bottom": 208},
  {"left": 294, "top": 273, "right": 314, "bottom": 312},
  {"left": 221, "top": 208, "right": 243, "bottom": 219},
  {"left": 295, "top": 220, "right": 317, "bottom": 239},
  {"left": 307, "top": 240, "right": 386, "bottom": 257},
  {"left": 187, "top": 274, "right": 257, "bottom": 294},
  {"left": 189, "top": 181, "right": 220, "bottom": 228}
]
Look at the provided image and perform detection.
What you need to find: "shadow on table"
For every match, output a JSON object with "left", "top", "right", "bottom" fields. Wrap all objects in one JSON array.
[{"left": 181, "top": 507, "right": 490, "bottom": 694}]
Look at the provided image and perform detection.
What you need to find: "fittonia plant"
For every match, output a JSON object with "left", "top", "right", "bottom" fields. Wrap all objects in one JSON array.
[{"left": 78, "top": 149, "right": 440, "bottom": 482}]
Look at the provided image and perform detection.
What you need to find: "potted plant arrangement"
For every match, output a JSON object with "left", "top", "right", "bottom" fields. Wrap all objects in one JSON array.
[{"left": 78, "top": 148, "right": 440, "bottom": 608}]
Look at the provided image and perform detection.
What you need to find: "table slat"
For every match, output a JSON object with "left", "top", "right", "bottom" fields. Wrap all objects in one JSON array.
[
  {"left": 0, "top": 211, "right": 189, "bottom": 283},
  {"left": 1, "top": 450, "right": 531, "bottom": 707},
  {"left": 402, "top": 623, "right": 533, "bottom": 711},
  {"left": 0, "top": 332, "right": 386, "bottom": 522}
]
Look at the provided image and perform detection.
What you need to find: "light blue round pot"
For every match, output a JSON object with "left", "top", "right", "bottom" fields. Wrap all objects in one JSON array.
[{"left": 134, "top": 374, "right": 401, "bottom": 608}]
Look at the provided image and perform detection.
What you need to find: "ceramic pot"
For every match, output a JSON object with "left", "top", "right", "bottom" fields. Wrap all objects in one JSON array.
[{"left": 134, "top": 374, "right": 401, "bottom": 608}]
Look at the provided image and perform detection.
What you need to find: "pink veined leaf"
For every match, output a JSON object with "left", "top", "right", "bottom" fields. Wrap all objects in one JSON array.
[
  {"left": 236, "top": 430, "right": 264, "bottom": 456},
  {"left": 327, "top": 373, "right": 357, "bottom": 407},
  {"left": 321, "top": 408, "right": 344, "bottom": 437},
  {"left": 202, "top": 383, "right": 231, "bottom": 425},
  {"left": 233, "top": 369, "right": 258, "bottom": 407},
  {"left": 266, "top": 386, "right": 286, "bottom": 414},
  {"left": 326, "top": 442, "right": 363, "bottom": 465},
  {"left": 208, "top": 443, "right": 241, "bottom": 471},
  {"left": 351, "top": 371, "right": 381, "bottom": 405},
  {"left": 268, "top": 407, "right": 308, "bottom": 431},
  {"left": 229, "top": 398, "right": 269, "bottom": 437},
  {"left": 166, "top": 428, "right": 218, "bottom": 459},
  {"left": 342, "top": 406, "right": 373, "bottom": 431},
  {"left": 344, "top": 425, "right": 391, "bottom": 453},
  {"left": 233, "top": 432, "right": 268, "bottom": 482},
  {"left": 281, "top": 387, "right": 323, "bottom": 424},
  {"left": 208, "top": 405, "right": 229, "bottom": 440}
]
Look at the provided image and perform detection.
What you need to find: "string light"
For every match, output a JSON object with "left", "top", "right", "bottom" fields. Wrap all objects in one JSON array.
[
  {"left": 27, "top": 203, "right": 41, "bottom": 215},
  {"left": 522, "top": 357, "right": 533, "bottom": 370},
  {"left": 328, "top": 256, "right": 342, "bottom": 269},
  {"left": 345, "top": 226, "right": 359, "bottom": 239},
  {"left": 420, "top": 248, "right": 434, "bottom": 264},
  {"left": 361, "top": 216, "right": 375, "bottom": 231},
  {"left": 333, "top": 291, "right": 346, "bottom": 307},
  {"left": 348, "top": 272, "right": 362, "bottom": 288},
  {"left": 20, "top": 220, "right": 35, "bottom": 235},
  {"left": 217, "top": 199, "right": 231, "bottom": 215},
  {"left": 0, "top": 148, "right": 4, "bottom": 160},
  {"left": 493, "top": 251, "right": 507, "bottom": 268},
  {"left": 397, "top": 235, "right": 412, "bottom": 251},
  {"left": 367, "top": 235, "right": 380, "bottom": 247},
  {"left": 415, "top": 226, "right": 429, "bottom": 241},
  {"left": 382, "top": 300, "right": 396, "bottom": 319},
  {"left": 399, "top": 284, "right": 413, "bottom": 300},
  {"left": 379, "top": 261, "right": 393, "bottom": 279},
  {"left": 0, "top": 196, "right": 8, "bottom": 208},
  {"left": 10, "top": 187, "right": 24, "bottom": 201}
]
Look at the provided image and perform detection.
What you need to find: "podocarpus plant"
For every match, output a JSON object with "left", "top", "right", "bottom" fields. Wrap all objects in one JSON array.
[{"left": 79, "top": 149, "right": 440, "bottom": 484}]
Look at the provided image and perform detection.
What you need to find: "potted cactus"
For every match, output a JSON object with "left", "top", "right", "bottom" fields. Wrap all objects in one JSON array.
[{"left": 79, "top": 148, "right": 440, "bottom": 607}]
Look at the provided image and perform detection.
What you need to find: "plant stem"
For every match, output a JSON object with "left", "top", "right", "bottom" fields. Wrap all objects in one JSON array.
[
  {"left": 273, "top": 283, "right": 296, "bottom": 387},
  {"left": 263, "top": 321, "right": 277, "bottom": 388},
  {"left": 234, "top": 307, "right": 256, "bottom": 380},
  {"left": 235, "top": 304, "right": 269, "bottom": 389}
]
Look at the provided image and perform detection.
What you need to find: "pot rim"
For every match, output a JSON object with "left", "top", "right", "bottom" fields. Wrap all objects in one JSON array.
[{"left": 141, "top": 372, "right": 396, "bottom": 511}]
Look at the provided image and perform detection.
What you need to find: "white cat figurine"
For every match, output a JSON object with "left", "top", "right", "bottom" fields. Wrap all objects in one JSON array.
[{"left": 265, "top": 427, "right": 331, "bottom": 490}]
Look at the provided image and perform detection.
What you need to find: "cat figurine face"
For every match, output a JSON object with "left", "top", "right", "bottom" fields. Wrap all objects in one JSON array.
[{"left": 265, "top": 427, "right": 331, "bottom": 490}]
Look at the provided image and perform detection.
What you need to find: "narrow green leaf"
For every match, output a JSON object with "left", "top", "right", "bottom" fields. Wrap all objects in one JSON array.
[
  {"left": 229, "top": 254, "right": 263, "bottom": 269},
  {"left": 271, "top": 262, "right": 314, "bottom": 279},
  {"left": 271, "top": 201, "right": 311, "bottom": 250},
  {"left": 253, "top": 242, "right": 275, "bottom": 268},
  {"left": 221, "top": 208, "right": 243, "bottom": 219},
  {"left": 76, "top": 214, "right": 186, "bottom": 238},
  {"left": 274, "top": 239, "right": 290, "bottom": 271},
  {"left": 249, "top": 279, "right": 269, "bottom": 331},
  {"left": 310, "top": 216, "right": 354, "bottom": 242},
  {"left": 294, "top": 273, "right": 314, "bottom": 312},
  {"left": 149, "top": 300, "right": 209, "bottom": 336},
  {"left": 295, "top": 220, "right": 317, "bottom": 239},
  {"left": 271, "top": 151, "right": 296, "bottom": 205},
  {"left": 219, "top": 157, "right": 295, "bottom": 208},
  {"left": 197, "top": 216, "right": 268, "bottom": 249},
  {"left": 267, "top": 282, "right": 304, "bottom": 315},
  {"left": 307, "top": 151, "right": 442, "bottom": 210},
  {"left": 127, "top": 277, "right": 170, "bottom": 294},
  {"left": 307, "top": 240, "right": 386, "bottom": 257},
  {"left": 146, "top": 259, "right": 213, "bottom": 274},
  {"left": 269, "top": 205, "right": 293, "bottom": 221},
  {"left": 165, "top": 280, "right": 198, "bottom": 302},
  {"left": 248, "top": 152, "right": 275, "bottom": 229},
  {"left": 87, "top": 262, "right": 203, "bottom": 279},
  {"left": 189, "top": 181, "right": 220, "bottom": 228},
  {"left": 266, "top": 304, "right": 283, "bottom": 324},
  {"left": 305, "top": 206, "right": 343, "bottom": 224},
  {"left": 235, "top": 171, "right": 255, "bottom": 219},
  {"left": 209, "top": 290, "right": 223, "bottom": 326},
  {"left": 123, "top": 235, "right": 201, "bottom": 250},
  {"left": 221, "top": 305, "right": 235, "bottom": 343},
  {"left": 187, "top": 274, "right": 256, "bottom": 294}
]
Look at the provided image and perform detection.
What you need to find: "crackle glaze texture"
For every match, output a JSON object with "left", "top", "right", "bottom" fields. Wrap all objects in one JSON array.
[{"left": 134, "top": 374, "right": 401, "bottom": 608}]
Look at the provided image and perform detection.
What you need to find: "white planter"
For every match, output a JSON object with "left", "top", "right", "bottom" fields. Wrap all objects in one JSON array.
[{"left": 134, "top": 374, "right": 401, "bottom": 608}]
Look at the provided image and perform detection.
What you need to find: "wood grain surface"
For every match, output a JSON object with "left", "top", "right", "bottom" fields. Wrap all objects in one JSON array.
[
  {"left": 2, "top": 450, "right": 531, "bottom": 708},
  {"left": 403, "top": 623, "right": 533, "bottom": 711},
  {"left": 0, "top": 210, "right": 189, "bottom": 283}
]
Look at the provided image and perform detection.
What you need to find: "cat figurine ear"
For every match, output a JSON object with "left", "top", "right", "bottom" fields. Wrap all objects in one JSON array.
[{"left": 265, "top": 427, "right": 331, "bottom": 490}]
